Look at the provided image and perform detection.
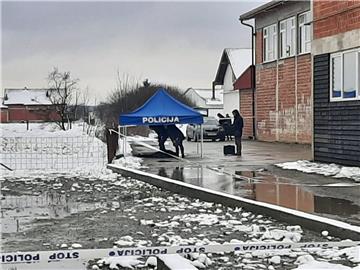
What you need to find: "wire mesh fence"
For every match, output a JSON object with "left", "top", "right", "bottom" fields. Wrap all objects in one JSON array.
[{"left": 0, "top": 136, "right": 107, "bottom": 171}]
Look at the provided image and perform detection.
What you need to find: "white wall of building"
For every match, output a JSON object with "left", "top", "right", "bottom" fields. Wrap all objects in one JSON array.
[
  {"left": 223, "top": 91, "right": 239, "bottom": 116},
  {"left": 222, "top": 64, "right": 239, "bottom": 115}
]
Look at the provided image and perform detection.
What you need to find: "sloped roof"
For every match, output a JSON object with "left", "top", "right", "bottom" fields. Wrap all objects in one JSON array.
[
  {"left": 213, "top": 48, "right": 252, "bottom": 86},
  {"left": 233, "top": 65, "right": 254, "bottom": 90},
  {"left": 4, "top": 88, "right": 52, "bottom": 105},
  {"left": 240, "top": 0, "right": 288, "bottom": 20},
  {"left": 119, "top": 88, "right": 204, "bottom": 126}
]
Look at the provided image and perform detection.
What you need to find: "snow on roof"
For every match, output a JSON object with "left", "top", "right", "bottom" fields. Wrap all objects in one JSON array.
[
  {"left": 4, "top": 88, "right": 53, "bottom": 105},
  {"left": 186, "top": 88, "right": 223, "bottom": 106},
  {"left": 194, "top": 89, "right": 223, "bottom": 102},
  {"left": 225, "top": 48, "right": 252, "bottom": 78}
]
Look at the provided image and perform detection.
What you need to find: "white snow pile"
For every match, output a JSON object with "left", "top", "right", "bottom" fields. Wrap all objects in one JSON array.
[
  {"left": 113, "top": 236, "right": 151, "bottom": 247},
  {"left": 0, "top": 122, "right": 107, "bottom": 172},
  {"left": 112, "top": 156, "right": 143, "bottom": 169},
  {"left": 276, "top": 160, "right": 360, "bottom": 182},
  {"left": 97, "top": 256, "right": 143, "bottom": 269},
  {"left": 294, "top": 254, "right": 360, "bottom": 269}
]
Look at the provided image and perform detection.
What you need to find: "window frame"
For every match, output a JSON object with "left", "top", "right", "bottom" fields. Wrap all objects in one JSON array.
[
  {"left": 330, "top": 48, "right": 360, "bottom": 102},
  {"left": 279, "top": 16, "right": 296, "bottom": 59},
  {"left": 263, "top": 23, "right": 277, "bottom": 63},
  {"left": 298, "top": 11, "right": 311, "bottom": 55}
]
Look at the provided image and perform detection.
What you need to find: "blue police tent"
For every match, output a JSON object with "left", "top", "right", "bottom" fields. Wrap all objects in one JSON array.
[
  {"left": 119, "top": 88, "right": 203, "bottom": 126},
  {"left": 119, "top": 88, "right": 204, "bottom": 157}
]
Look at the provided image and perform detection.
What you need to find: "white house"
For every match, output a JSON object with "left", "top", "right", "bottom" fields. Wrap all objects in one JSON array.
[
  {"left": 213, "top": 48, "right": 252, "bottom": 116},
  {"left": 183, "top": 88, "right": 223, "bottom": 117}
]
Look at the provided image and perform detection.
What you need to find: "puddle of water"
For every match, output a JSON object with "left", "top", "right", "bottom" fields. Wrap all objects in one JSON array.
[
  {"left": 142, "top": 166, "right": 360, "bottom": 224},
  {"left": 1, "top": 190, "right": 106, "bottom": 233}
]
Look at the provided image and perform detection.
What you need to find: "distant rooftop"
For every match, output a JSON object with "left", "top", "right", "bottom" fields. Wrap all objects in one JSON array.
[
  {"left": 184, "top": 88, "right": 223, "bottom": 108},
  {"left": 214, "top": 48, "right": 252, "bottom": 85},
  {"left": 3, "top": 88, "right": 53, "bottom": 106}
]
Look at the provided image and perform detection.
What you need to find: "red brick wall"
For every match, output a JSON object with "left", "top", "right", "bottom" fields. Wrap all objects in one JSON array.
[
  {"left": 1, "top": 109, "right": 8, "bottom": 123},
  {"left": 255, "top": 30, "right": 263, "bottom": 64},
  {"left": 296, "top": 55, "right": 312, "bottom": 143},
  {"left": 314, "top": 0, "right": 360, "bottom": 39},
  {"left": 239, "top": 89, "right": 253, "bottom": 138},
  {"left": 255, "top": 27, "right": 312, "bottom": 143},
  {"left": 8, "top": 105, "right": 61, "bottom": 122},
  {"left": 256, "top": 65, "right": 277, "bottom": 142}
]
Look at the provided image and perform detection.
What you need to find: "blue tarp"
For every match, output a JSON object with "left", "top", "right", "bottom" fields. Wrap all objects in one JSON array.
[{"left": 119, "top": 88, "right": 204, "bottom": 126}]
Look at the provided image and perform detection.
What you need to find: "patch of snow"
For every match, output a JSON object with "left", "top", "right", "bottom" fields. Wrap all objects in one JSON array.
[
  {"left": 112, "top": 156, "right": 143, "bottom": 169},
  {"left": 269, "top": 255, "right": 281, "bottom": 264},
  {"left": 97, "top": 256, "right": 143, "bottom": 269},
  {"left": 145, "top": 256, "right": 157, "bottom": 267},
  {"left": 71, "top": 243, "right": 82, "bottom": 249},
  {"left": 322, "top": 231, "right": 329, "bottom": 237},
  {"left": 276, "top": 160, "right": 360, "bottom": 182}
]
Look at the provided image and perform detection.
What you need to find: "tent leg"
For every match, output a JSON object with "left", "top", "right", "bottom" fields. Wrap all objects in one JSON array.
[
  {"left": 200, "top": 124, "right": 203, "bottom": 158},
  {"left": 121, "top": 126, "right": 125, "bottom": 156},
  {"left": 196, "top": 134, "right": 199, "bottom": 154},
  {"left": 124, "top": 126, "right": 127, "bottom": 157},
  {"left": 118, "top": 125, "right": 122, "bottom": 156}
]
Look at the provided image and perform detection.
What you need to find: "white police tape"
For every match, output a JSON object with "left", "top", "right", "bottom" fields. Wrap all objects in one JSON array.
[{"left": 2, "top": 241, "right": 359, "bottom": 266}]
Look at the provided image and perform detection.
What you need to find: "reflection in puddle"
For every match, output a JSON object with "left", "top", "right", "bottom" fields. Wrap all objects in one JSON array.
[
  {"left": 146, "top": 166, "right": 360, "bottom": 224},
  {"left": 1, "top": 191, "right": 105, "bottom": 233}
]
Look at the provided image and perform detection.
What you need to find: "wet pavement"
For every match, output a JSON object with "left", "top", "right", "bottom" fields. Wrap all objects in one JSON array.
[{"left": 140, "top": 140, "right": 360, "bottom": 226}]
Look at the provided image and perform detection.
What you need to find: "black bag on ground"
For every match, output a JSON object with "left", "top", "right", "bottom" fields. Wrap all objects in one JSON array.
[{"left": 223, "top": 145, "right": 235, "bottom": 155}]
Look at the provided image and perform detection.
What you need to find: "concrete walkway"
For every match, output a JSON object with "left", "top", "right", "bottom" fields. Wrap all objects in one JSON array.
[{"left": 139, "top": 140, "right": 360, "bottom": 226}]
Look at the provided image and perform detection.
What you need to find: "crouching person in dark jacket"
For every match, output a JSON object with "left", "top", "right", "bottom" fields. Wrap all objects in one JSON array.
[
  {"left": 231, "top": 109, "right": 244, "bottom": 156},
  {"left": 149, "top": 125, "right": 168, "bottom": 151},
  {"left": 166, "top": 125, "right": 185, "bottom": 158}
]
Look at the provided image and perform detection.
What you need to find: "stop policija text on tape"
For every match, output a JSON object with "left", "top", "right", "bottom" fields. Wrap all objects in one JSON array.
[{"left": 2, "top": 241, "right": 359, "bottom": 265}]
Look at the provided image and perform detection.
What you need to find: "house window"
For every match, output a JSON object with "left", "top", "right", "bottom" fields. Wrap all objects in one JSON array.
[
  {"left": 263, "top": 24, "right": 277, "bottom": 62},
  {"left": 330, "top": 48, "right": 360, "bottom": 101},
  {"left": 279, "top": 17, "right": 295, "bottom": 58},
  {"left": 298, "top": 11, "right": 311, "bottom": 54}
]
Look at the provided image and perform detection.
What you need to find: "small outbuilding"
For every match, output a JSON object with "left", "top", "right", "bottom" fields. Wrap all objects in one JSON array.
[{"left": 3, "top": 88, "right": 61, "bottom": 122}]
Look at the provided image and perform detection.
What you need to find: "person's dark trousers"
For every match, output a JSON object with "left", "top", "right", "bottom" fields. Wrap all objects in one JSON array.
[
  {"left": 235, "top": 136, "right": 242, "bottom": 155},
  {"left": 179, "top": 143, "right": 185, "bottom": 158}
]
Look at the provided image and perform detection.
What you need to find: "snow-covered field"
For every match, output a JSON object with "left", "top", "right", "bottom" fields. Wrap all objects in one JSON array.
[
  {"left": 276, "top": 160, "right": 360, "bottom": 182},
  {"left": 0, "top": 122, "right": 106, "bottom": 171}
]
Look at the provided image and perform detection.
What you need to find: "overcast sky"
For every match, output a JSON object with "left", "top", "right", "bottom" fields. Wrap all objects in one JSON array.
[{"left": 2, "top": 1, "right": 264, "bottom": 102}]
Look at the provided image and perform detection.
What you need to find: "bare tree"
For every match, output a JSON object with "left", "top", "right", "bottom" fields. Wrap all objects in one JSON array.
[{"left": 47, "top": 67, "right": 79, "bottom": 130}]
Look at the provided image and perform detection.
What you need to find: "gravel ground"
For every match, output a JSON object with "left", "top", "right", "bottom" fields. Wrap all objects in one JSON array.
[{"left": 1, "top": 171, "right": 359, "bottom": 270}]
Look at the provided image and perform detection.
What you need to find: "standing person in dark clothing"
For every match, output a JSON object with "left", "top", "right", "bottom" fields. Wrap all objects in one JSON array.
[
  {"left": 165, "top": 125, "right": 185, "bottom": 158},
  {"left": 217, "top": 113, "right": 230, "bottom": 140},
  {"left": 149, "top": 125, "right": 168, "bottom": 151},
  {"left": 231, "top": 109, "right": 244, "bottom": 156}
]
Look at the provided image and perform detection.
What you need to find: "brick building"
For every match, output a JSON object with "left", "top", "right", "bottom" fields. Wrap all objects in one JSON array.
[
  {"left": 240, "top": 0, "right": 312, "bottom": 144},
  {"left": 2, "top": 88, "right": 61, "bottom": 122},
  {"left": 312, "top": 0, "right": 360, "bottom": 166},
  {"left": 0, "top": 98, "right": 9, "bottom": 123},
  {"left": 233, "top": 66, "right": 255, "bottom": 139}
]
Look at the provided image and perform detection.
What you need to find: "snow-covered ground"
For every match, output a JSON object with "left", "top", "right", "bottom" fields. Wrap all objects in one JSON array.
[
  {"left": 1, "top": 122, "right": 360, "bottom": 269},
  {"left": 2, "top": 172, "right": 360, "bottom": 270},
  {"left": 276, "top": 160, "right": 360, "bottom": 182},
  {"left": 0, "top": 122, "right": 107, "bottom": 172}
]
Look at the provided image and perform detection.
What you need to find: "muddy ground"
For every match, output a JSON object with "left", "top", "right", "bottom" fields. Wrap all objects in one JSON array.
[{"left": 1, "top": 173, "right": 358, "bottom": 269}]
